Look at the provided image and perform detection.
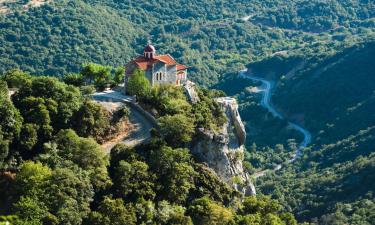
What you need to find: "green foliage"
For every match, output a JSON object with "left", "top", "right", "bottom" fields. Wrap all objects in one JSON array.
[
  {"left": 0, "top": 91, "right": 23, "bottom": 142},
  {"left": 81, "top": 63, "right": 112, "bottom": 90},
  {"left": 85, "top": 197, "right": 136, "bottom": 225},
  {"left": 188, "top": 197, "right": 234, "bottom": 225},
  {"left": 113, "top": 66, "right": 125, "bottom": 85},
  {"left": 144, "top": 84, "right": 191, "bottom": 117},
  {"left": 15, "top": 161, "right": 52, "bottom": 197},
  {"left": 193, "top": 88, "right": 227, "bottom": 131},
  {"left": 63, "top": 73, "right": 85, "bottom": 87},
  {"left": 48, "top": 129, "right": 110, "bottom": 190},
  {"left": 156, "top": 201, "right": 193, "bottom": 225},
  {"left": 45, "top": 166, "right": 93, "bottom": 225},
  {"left": 112, "top": 106, "right": 130, "bottom": 122},
  {"left": 0, "top": 0, "right": 139, "bottom": 76},
  {"left": 127, "top": 69, "right": 151, "bottom": 98},
  {"left": 234, "top": 196, "right": 297, "bottom": 225},
  {"left": 13, "top": 196, "right": 48, "bottom": 225},
  {"left": 80, "top": 85, "right": 96, "bottom": 95},
  {"left": 13, "top": 76, "right": 82, "bottom": 129},
  {"left": 72, "top": 100, "right": 111, "bottom": 143},
  {"left": 0, "top": 69, "right": 31, "bottom": 89},
  {"left": 19, "top": 123, "right": 38, "bottom": 152},
  {"left": 0, "top": 80, "right": 21, "bottom": 167},
  {"left": 158, "top": 114, "right": 195, "bottom": 147},
  {"left": 258, "top": 128, "right": 375, "bottom": 223},
  {"left": 0, "top": 132, "right": 9, "bottom": 168},
  {"left": 112, "top": 160, "right": 156, "bottom": 201}
]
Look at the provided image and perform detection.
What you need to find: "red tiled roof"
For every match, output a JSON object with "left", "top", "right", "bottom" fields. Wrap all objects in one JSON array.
[
  {"left": 176, "top": 64, "right": 188, "bottom": 71},
  {"left": 128, "top": 54, "right": 186, "bottom": 71},
  {"left": 154, "top": 54, "right": 177, "bottom": 65}
]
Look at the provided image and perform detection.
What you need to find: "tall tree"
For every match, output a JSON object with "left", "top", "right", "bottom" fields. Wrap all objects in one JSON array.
[{"left": 127, "top": 69, "right": 151, "bottom": 99}]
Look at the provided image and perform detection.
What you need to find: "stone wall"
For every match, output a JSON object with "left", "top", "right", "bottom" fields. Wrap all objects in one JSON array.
[{"left": 126, "top": 100, "right": 159, "bottom": 128}]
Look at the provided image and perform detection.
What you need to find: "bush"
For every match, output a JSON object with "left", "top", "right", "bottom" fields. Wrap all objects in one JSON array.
[{"left": 158, "top": 114, "right": 195, "bottom": 147}]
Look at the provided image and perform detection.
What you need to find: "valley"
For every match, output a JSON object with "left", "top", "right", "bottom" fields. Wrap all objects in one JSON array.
[
  {"left": 239, "top": 70, "right": 312, "bottom": 178},
  {"left": 0, "top": 0, "right": 374, "bottom": 224}
]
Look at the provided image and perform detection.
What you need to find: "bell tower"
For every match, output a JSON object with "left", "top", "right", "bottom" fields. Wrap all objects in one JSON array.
[{"left": 144, "top": 43, "right": 156, "bottom": 60}]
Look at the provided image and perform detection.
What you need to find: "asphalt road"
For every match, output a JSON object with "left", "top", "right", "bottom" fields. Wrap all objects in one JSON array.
[
  {"left": 239, "top": 70, "right": 312, "bottom": 178},
  {"left": 92, "top": 91, "right": 154, "bottom": 153}
]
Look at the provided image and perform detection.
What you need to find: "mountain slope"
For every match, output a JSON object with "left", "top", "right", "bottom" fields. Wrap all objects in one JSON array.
[
  {"left": 251, "top": 41, "right": 375, "bottom": 223},
  {"left": 0, "top": 1, "right": 141, "bottom": 76},
  {"left": 274, "top": 41, "right": 375, "bottom": 145},
  {"left": 4, "top": 0, "right": 374, "bottom": 86}
]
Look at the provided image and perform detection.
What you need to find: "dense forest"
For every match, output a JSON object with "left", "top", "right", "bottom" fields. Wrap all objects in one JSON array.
[
  {"left": 1, "top": 0, "right": 374, "bottom": 86},
  {"left": 0, "top": 69, "right": 297, "bottom": 224},
  {"left": 1, "top": 0, "right": 375, "bottom": 224}
]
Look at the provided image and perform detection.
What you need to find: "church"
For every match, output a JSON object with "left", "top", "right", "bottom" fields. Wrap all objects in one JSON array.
[{"left": 125, "top": 44, "right": 188, "bottom": 90}]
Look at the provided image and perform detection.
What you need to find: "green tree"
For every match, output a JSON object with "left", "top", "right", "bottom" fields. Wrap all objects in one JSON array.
[
  {"left": 0, "top": 81, "right": 23, "bottom": 142},
  {"left": 13, "top": 76, "right": 82, "bottom": 129},
  {"left": 0, "top": 131, "right": 9, "bottom": 168},
  {"left": 51, "top": 129, "right": 110, "bottom": 190},
  {"left": 17, "top": 96, "right": 53, "bottom": 143},
  {"left": 156, "top": 201, "right": 193, "bottom": 225},
  {"left": 72, "top": 100, "right": 111, "bottom": 142},
  {"left": 158, "top": 114, "right": 195, "bottom": 147},
  {"left": 44, "top": 166, "right": 94, "bottom": 225},
  {"left": 85, "top": 197, "right": 136, "bottom": 225},
  {"left": 113, "top": 160, "right": 156, "bottom": 201},
  {"left": 148, "top": 145, "right": 195, "bottom": 204},
  {"left": 113, "top": 66, "right": 125, "bottom": 85},
  {"left": 127, "top": 69, "right": 151, "bottom": 98},
  {"left": 1, "top": 69, "right": 31, "bottom": 89},
  {"left": 13, "top": 196, "right": 49, "bottom": 225},
  {"left": 81, "top": 63, "right": 112, "bottom": 90},
  {"left": 19, "top": 123, "right": 38, "bottom": 152},
  {"left": 14, "top": 161, "right": 52, "bottom": 197},
  {"left": 164, "top": 162, "right": 195, "bottom": 204},
  {"left": 63, "top": 73, "right": 85, "bottom": 87},
  {"left": 188, "top": 197, "right": 234, "bottom": 225}
]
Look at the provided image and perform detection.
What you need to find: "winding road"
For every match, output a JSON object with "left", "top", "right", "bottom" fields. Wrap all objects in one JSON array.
[{"left": 239, "top": 70, "right": 312, "bottom": 177}]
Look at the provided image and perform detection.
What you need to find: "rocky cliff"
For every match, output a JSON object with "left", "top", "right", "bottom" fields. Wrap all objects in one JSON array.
[{"left": 191, "top": 97, "right": 256, "bottom": 196}]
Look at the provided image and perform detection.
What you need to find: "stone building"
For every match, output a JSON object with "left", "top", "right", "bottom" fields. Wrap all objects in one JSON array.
[{"left": 124, "top": 44, "right": 188, "bottom": 92}]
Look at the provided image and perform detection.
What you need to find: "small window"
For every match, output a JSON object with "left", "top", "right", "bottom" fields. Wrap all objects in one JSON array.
[{"left": 155, "top": 72, "right": 164, "bottom": 81}]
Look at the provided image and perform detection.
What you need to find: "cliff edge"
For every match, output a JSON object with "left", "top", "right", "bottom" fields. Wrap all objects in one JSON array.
[{"left": 191, "top": 97, "right": 256, "bottom": 196}]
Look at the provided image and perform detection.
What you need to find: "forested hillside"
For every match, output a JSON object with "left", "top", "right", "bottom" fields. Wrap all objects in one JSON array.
[
  {"left": 1, "top": 0, "right": 375, "bottom": 224},
  {"left": 0, "top": 69, "right": 297, "bottom": 224},
  {"left": 274, "top": 41, "right": 375, "bottom": 145},
  {"left": 2, "top": 0, "right": 374, "bottom": 86},
  {"left": 0, "top": 1, "right": 141, "bottom": 76},
  {"left": 250, "top": 0, "right": 375, "bottom": 32},
  {"left": 243, "top": 41, "right": 375, "bottom": 223}
]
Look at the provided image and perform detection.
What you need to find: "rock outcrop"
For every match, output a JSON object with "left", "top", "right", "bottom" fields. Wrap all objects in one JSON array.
[
  {"left": 191, "top": 97, "right": 256, "bottom": 196},
  {"left": 183, "top": 80, "right": 200, "bottom": 103}
]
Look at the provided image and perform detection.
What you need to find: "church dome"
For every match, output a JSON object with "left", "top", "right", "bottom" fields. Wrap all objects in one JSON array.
[{"left": 144, "top": 44, "right": 156, "bottom": 53}]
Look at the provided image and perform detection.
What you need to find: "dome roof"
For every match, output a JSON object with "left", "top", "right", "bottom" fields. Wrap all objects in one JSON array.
[{"left": 144, "top": 44, "right": 156, "bottom": 52}]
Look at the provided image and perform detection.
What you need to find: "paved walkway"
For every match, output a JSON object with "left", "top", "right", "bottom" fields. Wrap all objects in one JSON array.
[{"left": 92, "top": 90, "right": 154, "bottom": 153}]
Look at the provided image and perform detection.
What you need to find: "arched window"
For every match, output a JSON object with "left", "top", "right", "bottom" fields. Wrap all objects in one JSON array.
[{"left": 155, "top": 72, "right": 164, "bottom": 81}]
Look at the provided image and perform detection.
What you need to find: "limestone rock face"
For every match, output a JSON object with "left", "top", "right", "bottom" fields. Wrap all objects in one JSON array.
[{"left": 191, "top": 98, "right": 256, "bottom": 196}]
